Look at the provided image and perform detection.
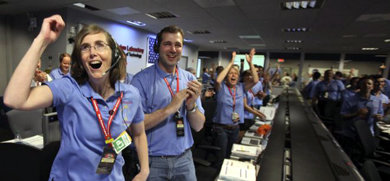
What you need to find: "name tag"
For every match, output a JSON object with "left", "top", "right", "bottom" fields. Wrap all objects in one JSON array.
[{"left": 112, "top": 130, "right": 132, "bottom": 154}]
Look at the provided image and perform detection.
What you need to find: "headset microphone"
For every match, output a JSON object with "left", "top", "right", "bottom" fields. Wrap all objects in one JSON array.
[
  {"left": 102, "top": 43, "right": 121, "bottom": 76},
  {"left": 102, "top": 56, "right": 120, "bottom": 76}
]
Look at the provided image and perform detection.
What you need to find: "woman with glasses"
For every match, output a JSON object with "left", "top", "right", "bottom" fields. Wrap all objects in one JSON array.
[
  {"left": 3, "top": 15, "right": 149, "bottom": 181},
  {"left": 212, "top": 49, "right": 259, "bottom": 167}
]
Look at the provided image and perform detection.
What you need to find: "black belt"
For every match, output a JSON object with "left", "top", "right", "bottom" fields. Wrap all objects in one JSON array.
[
  {"left": 214, "top": 123, "right": 239, "bottom": 130},
  {"left": 149, "top": 148, "right": 190, "bottom": 158}
]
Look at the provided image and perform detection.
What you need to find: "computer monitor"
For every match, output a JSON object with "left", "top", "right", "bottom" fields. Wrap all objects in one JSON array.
[{"left": 234, "top": 54, "right": 265, "bottom": 70}]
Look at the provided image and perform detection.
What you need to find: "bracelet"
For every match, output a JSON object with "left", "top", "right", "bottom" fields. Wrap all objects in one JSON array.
[{"left": 187, "top": 103, "right": 197, "bottom": 113}]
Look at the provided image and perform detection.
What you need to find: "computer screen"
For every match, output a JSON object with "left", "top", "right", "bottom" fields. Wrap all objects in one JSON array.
[{"left": 234, "top": 54, "right": 265, "bottom": 70}]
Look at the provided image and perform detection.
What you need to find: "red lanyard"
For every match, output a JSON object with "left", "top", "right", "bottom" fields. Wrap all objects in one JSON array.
[
  {"left": 163, "top": 68, "right": 179, "bottom": 97},
  {"left": 90, "top": 92, "right": 123, "bottom": 145},
  {"left": 227, "top": 85, "right": 236, "bottom": 111}
]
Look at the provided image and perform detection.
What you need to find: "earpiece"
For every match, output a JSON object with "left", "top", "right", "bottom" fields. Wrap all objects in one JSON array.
[{"left": 102, "top": 42, "right": 121, "bottom": 76}]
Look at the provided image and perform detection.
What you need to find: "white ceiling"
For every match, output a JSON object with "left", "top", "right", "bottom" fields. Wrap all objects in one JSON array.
[{"left": 1, "top": 0, "right": 390, "bottom": 54}]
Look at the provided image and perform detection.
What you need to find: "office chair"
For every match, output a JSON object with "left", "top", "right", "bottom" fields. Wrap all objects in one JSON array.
[
  {"left": 192, "top": 99, "right": 221, "bottom": 181},
  {"left": 0, "top": 143, "right": 42, "bottom": 181},
  {"left": 40, "top": 141, "right": 60, "bottom": 181},
  {"left": 354, "top": 119, "right": 390, "bottom": 179},
  {"left": 6, "top": 109, "right": 43, "bottom": 138},
  {"left": 361, "top": 159, "right": 382, "bottom": 181}
]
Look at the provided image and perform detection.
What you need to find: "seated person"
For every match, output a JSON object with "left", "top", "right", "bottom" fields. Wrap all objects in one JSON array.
[{"left": 49, "top": 53, "right": 71, "bottom": 80}]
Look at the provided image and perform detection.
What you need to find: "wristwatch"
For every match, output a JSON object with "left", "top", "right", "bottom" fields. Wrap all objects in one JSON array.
[{"left": 187, "top": 103, "right": 198, "bottom": 113}]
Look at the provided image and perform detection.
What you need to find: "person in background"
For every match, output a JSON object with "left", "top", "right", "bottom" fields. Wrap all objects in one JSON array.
[
  {"left": 339, "top": 77, "right": 383, "bottom": 159},
  {"left": 202, "top": 67, "right": 211, "bottom": 84},
  {"left": 49, "top": 52, "right": 71, "bottom": 80},
  {"left": 31, "top": 59, "right": 52, "bottom": 87},
  {"left": 3, "top": 15, "right": 149, "bottom": 181},
  {"left": 371, "top": 74, "right": 389, "bottom": 112},
  {"left": 131, "top": 25, "right": 205, "bottom": 181},
  {"left": 302, "top": 71, "right": 321, "bottom": 99},
  {"left": 343, "top": 77, "right": 360, "bottom": 101},
  {"left": 241, "top": 70, "right": 266, "bottom": 130},
  {"left": 185, "top": 67, "right": 196, "bottom": 77},
  {"left": 212, "top": 48, "right": 258, "bottom": 167},
  {"left": 311, "top": 69, "right": 345, "bottom": 105}
]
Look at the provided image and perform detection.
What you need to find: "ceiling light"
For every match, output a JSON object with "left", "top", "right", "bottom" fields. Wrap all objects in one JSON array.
[
  {"left": 362, "top": 48, "right": 379, "bottom": 51},
  {"left": 285, "top": 2, "right": 292, "bottom": 9},
  {"left": 249, "top": 44, "right": 266, "bottom": 47},
  {"left": 385, "top": 39, "right": 390, "bottom": 43},
  {"left": 283, "top": 27, "right": 309, "bottom": 32},
  {"left": 285, "top": 40, "right": 303, "bottom": 43},
  {"left": 126, "top": 20, "right": 146, "bottom": 26},
  {"left": 184, "top": 39, "right": 193, "bottom": 43},
  {"left": 293, "top": 2, "right": 300, "bottom": 9},
  {"left": 282, "top": 0, "right": 323, "bottom": 10},
  {"left": 309, "top": 1, "right": 317, "bottom": 8},
  {"left": 286, "top": 47, "right": 301, "bottom": 50},
  {"left": 73, "top": 3, "right": 86, "bottom": 8},
  {"left": 209, "top": 40, "right": 227, "bottom": 44},
  {"left": 239, "top": 35, "right": 261, "bottom": 39},
  {"left": 301, "top": 1, "right": 309, "bottom": 8}
]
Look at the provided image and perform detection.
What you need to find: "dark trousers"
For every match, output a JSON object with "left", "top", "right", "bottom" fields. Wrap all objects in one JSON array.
[
  {"left": 212, "top": 125, "right": 239, "bottom": 168},
  {"left": 122, "top": 147, "right": 139, "bottom": 181}
]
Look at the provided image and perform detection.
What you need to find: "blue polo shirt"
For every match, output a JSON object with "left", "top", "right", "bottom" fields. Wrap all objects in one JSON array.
[
  {"left": 46, "top": 76, "right": 144, "bottom": 181},
  {"left": 252, "top": 80, "right": 264, "bottom": 107},
  {"left": 202, "top": 72, "right": 211, "bottom": 84},
  {"left": 343, "top": 88, "right": 357, "bottom": 100},
  {"left": 49, "top": 67, "right": 70, "bottom": 80},
  {"left": 383, "top": 79, "right": 390, "bottom": 98},
  {"left": 340, "top": 94, "right": 383, "bottom": 136},
  {"left": 213, "top": 82, "right": 245, "bottom": 125},
  {"left": 131, "top": 63, "right": 204, "bottom": 156},
  {"left": 302, "top": 80, "right": 319, "bottom": 99},
  {"left": 311, "top": 79, "right": 345, "bottom": 101},
  {"left": 245, "top": 81, "right": 263, "bottom": 119}
]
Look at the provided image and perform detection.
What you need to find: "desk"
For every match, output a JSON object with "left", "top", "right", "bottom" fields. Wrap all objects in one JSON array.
[{"left": 2, "top": 135, "right": 44, "bottom": 149}]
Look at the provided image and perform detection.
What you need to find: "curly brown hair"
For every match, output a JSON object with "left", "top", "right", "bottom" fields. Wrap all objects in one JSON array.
[{"left": 71, "top": 24, "right": 126, "bottom": 88}]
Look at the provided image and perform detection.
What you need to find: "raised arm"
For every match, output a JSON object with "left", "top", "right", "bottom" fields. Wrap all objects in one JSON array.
[
  {"left": 244, "top": 48, "right": 259, "bottom": 91},
  {"left": 215, "top": 51, "right": 236, "bottom": 91},
  {"left": 4, "top": 15, "right": 65, "bottom": 110}
]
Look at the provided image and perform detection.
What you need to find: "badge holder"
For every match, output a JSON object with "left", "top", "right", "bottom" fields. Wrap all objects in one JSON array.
[
  {"left": 232, "top": 112, "right": 239, "bottom": 123},
  {"left": 175, "top": 111, "right": 185, "bottom": 137},
  {"left": 96, "top": 144, "right": 117, "bottom": 174}
]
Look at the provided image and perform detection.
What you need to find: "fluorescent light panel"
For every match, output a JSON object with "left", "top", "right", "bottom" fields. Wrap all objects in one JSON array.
[
  {"left": 126, "top": 20, "right": 146, "bottom": 26},
  {"left": 385, "top": 39, "right": 390, "bottom": 43},
  {"left": 73, "top": 3, "right": 85, "bottom": 8},
  {"left": 239, "top": 35, "right": 261, "bottom": 39},
  {"left": 282, "top": 0, "right": 321, "bottom": 10},
  {"left": 283, "top": 27, "right": 309, "bottom": 32},
  {"left": 362, "top": 48, "right": 379, "bottom": 51},
  {"left": 285, "top": 40, "right": 303, "bottom": 43}
]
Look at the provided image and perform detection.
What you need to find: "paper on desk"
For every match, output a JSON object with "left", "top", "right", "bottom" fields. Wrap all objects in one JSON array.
[
  {"left": 259, "top": 107, "right": 276, "bottom": 121},
  {"left": 218, "top": 159, "right": 256, "bottom": 181},
  {"left": 1, "top": 135, "right": 43, "bottom": 149}
]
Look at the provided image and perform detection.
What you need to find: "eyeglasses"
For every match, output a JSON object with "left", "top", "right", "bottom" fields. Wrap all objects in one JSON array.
[{"left": 80, "top": 42, "right": 109, "bottom": 53}]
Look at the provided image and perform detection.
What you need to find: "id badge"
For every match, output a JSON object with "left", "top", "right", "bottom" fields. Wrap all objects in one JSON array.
[
  {"left": 324, "top": 92, "right": 329, "bottom": 99},
  {"left": 96, "top": 146, "right": 117, "bottom": 174},
  {"left": 232, "top": 112, "right": 239, "bottom": 122},
  {"left": 175, "top": 111, "right": 185, "bottom": 137},
  {"left": 112, "top": 130, "right": 132, "bottom": 154}
]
